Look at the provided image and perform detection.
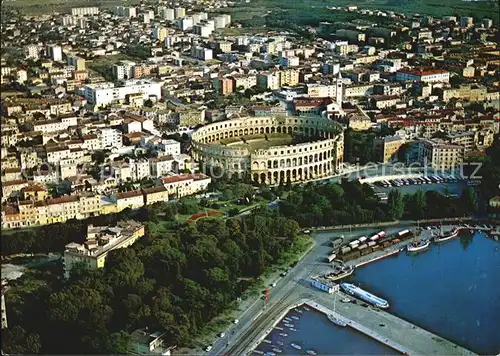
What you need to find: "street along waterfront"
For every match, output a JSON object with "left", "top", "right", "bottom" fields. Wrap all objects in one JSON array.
[{"left": 351, "top": 231, "right": 500, "bottom": 355}]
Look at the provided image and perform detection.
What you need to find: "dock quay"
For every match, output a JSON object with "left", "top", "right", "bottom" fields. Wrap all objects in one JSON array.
[{"left": 308, "top": 295, "right": 476, "bottom": 356}]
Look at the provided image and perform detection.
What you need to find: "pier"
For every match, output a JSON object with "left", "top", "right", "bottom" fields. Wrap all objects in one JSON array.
[
  {"left": 242, "top": 296, "right": 476, "bottom": 356},
  {"left": 308, "top": 295, "right": 476, "bottom": 356}
]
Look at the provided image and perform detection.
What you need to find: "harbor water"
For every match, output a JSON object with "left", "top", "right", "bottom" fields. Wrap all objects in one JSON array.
[
  {"left": 352, "top": 231, "right": 500, "bottom": 355},
  {"left": 256, "top": 307, "right": 400, "bottom": 355}
]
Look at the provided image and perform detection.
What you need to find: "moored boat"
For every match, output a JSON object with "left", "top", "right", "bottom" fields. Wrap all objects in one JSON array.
[
  {"left": 306, "top": 350, "right": 318, "bottom": 355},
  {"left": 325, "top": 264, "right": 355, "bottom": 281},
  {"left": 407, "top": 239, "right": 430, "bottom": 253},
  {"left": 279, "top": 333, "right": 288, "bottom": 337},
  {"left": 291, "top": 316, "right": 300, "bottom": 320},
  {"left": 284, "top": 323, "right": 294, "bottom": 328},
  {"left": 434, "top": 227, "right": 460, "bottom": 243},
  {"left": 303, "top": 306, "right": 311, "bottom": 312},
  {"left": 340, "top": 282, "right": 390, "bottom": 309},
  {"left": 289, "top": 327, "right": 297, "bottom": 331},
  {"left": 276, "top": 341, "right": 284, "bottom": 346},
  {"left": 272, "top": 348, "right": 282, "bottom": 353},
  {"left": 291, "top": 343, "right": 302, "bottom": 350},
  {"left": 328, "top": 314, "right": 347, "bottom": 327}
]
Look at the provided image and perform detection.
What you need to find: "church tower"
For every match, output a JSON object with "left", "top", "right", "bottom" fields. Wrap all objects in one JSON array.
[{"left": 335, "top": 71, "right": 343, "bottom": 104}]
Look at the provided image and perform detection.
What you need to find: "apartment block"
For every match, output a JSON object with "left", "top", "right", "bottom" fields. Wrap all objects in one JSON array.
[
  {"left": 71, "top": 7, "right": 99, "bottom": 16},
  {"left": 418, "top": 139, "right": 465, "bottom": 171}
]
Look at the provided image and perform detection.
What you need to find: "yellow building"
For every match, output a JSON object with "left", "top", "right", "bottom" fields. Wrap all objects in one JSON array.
[
  {"left": 21, "top": 183, "right": 48, "bottom": 201},
  {"left": 373, "top": 135, "right": 405, "bottom": 163},
  {"left": 63, "top": 220, "right": 145, "bottom": 278},
  {"left": 142, "top": 186, "right": 169, "bottom": 205},
  {"left": 279, "top": 69, "right": 299, "bottom": 87}
]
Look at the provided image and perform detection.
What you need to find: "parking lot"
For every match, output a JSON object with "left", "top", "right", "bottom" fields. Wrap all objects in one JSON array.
[{"left": 369, "top": 175, "right": 468, "bottom": 198}]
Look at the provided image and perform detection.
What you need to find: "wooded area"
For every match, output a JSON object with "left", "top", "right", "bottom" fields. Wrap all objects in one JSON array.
[{"left": 2, "top": 208, "right": 300, "bottom": 354}]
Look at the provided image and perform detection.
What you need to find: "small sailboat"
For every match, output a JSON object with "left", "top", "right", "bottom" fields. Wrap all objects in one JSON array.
[
  {"left": 291, "top": 315, "right": 300, "bottom": 320},
  {"left": 279, "top": 333, "right": 288, "bottom": 337},
  {"left": 289, "top": 327, "right": 297, "bottom": 331},
  {"left": 307, "top": 350, "right": 318, "bottom": 355},
  {"left": 303, "top": 306, "right": 311, "bottom": 312},
  {"left": 272, "top": 348, "right": 282, "bottom": 353},
  {"left": 291, "top": 343, "right": 302, "bottom": 350},
  {"left": 295, "top": 309, "right": 303, "bottom": 314},
  {"left": 284, "top": 323, "right": 294, "bottom": 328}
]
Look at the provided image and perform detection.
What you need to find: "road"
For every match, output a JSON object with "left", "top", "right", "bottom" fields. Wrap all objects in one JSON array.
[
  {"left": 219, "top": 223, "right": 431, "bottom": 355},
  {"left": 207, "top": 234, "right": 321, "bottom": 355}
]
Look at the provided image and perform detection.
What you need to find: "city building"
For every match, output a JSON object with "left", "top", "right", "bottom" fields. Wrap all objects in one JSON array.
[
  {"left": 373, "top": 135, "right": 405, "bottom": 163},
  {"left": 127, "top": 329, "right": 172, "bottom": 355},
  {"left": 396, "top": 68, "right": 450, "bottom": 83},
  {"left": 71, "top": 7, "right": 99, "bottom": 16},
  {"left": 81, "top": 80, "right": 162, "bottom": 107},
  {"left": 213, "top": 77, "right": 234, "bottom": 95},
  {"left": 63, "top": 220, "right": 145, "bottom": 278},
  {"left": 46, "top": 45, "right": 62, "bottom": 61},
  {"left": 311, "top": 276, "right": 340, "bottom": 294},
  {"left": 418, "top": 139, "right": 465, "bottom": 171}
]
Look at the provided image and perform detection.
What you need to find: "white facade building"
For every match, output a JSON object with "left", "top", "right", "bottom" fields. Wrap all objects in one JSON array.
[
  {"left": 82, "top": 80, "right": 162, "bottom": 107},
  {"left": 24, "top": 45, "right": 39, "bottom": 59},
  {"left": 71, "top": 7, "right": 99, "bottom": 16},
  {"left": 46, "top": 45, "right": 62, "bottom": 61},
  {"left": 113, "top": 60, "right": 136, "bottom": 80},
  {"left": 396, "top": 69, "right": 450, "bottom": 83},
  {"left": 98, "top": 128, "right": 123, "bottom": 149}
]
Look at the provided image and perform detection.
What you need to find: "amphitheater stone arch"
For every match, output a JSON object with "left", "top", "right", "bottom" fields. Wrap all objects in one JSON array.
[{"left": 191, "top": 117, "right": 344, "bottom": 185}]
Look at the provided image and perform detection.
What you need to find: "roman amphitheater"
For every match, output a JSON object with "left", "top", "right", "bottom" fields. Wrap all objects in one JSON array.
[{"left": 191, "top": 116, "right": 344, "bottom": 185}]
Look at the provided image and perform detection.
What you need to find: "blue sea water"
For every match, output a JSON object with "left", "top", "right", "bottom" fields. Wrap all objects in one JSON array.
[
  {"left": 256, "top": 232, "right": 500, "bottom": 355},
  {"left": 258, "top": 307, "right": 400, "bottom": 355},
  {"left": 352, "top": 232, "right": 500, "bottom": 355}
]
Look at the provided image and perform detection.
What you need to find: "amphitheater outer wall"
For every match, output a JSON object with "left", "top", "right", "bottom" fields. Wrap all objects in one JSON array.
[{"left": 191, "top": 116, "right": 344, "bottom": 184}]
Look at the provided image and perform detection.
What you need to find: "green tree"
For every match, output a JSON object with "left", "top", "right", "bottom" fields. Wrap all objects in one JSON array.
[
  {"left": 461, "top": 187, "right": 478, "bottom": 214},
  {"left": 387, "top": 189, "right": 405, "bottom": 220},
  {"left": 410, "top": 190, "right": 427, "bottom": 219}
]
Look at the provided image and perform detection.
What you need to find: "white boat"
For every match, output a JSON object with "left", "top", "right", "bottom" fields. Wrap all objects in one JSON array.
[
  {"left": 295, "top": 309, "right": 303, "bottom": 314},
  {"left": 284, "top": 317, "right": 292, "bottom": 321},
  {"left": 434, "top": 226, "right": 460, "bottom": 243},
  {"left": 279, "top": 333, "right": 288, "bottom": 337},
  {"left": 307, "top": 350, "right": 317, "bottom": 355},
  {"left": 291, "top": 343, "right": 302, "bottom": 350},
  {"left": 265, "top": 352, "right": 276, "bottom": 356},
  {"left": 341, "top": 298, "right": 351, "bottom": 303},
  {"left": 291, "top": 316, "right": 300, "bottom": 320},
  {"left": 272, "top": 348, "right": 282, "bottom": 353},
  {"left": 276, "top": 341, "right": 284, "bottom": 346},
  {"left": 284, "top": 323, "right": 294, "bottom": 328},
  {"left": 303, "top": 306, "right": 311, "bottom": 311},
  {"left": 328, "top": 313, "right": 347, "bottom": 327},
  {"left": 407, "top": 239, "right": 430, "bottom": 253},
  {"left": 340, "top": 283, "right": 390, "bottom": 309},
  {"left": 289, "top": 327, "right": 297, "bottom": 331}
]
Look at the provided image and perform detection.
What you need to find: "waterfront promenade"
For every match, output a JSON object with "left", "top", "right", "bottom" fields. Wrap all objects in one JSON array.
[
  {"left": 244, "top": 293, "right": 476, "bottom": 356},
  {"left": 310, "top": 294, "right": 476, "bottom": 356},
  {"left": 225, "top": 223, "right": 496, "bottom": 356}
]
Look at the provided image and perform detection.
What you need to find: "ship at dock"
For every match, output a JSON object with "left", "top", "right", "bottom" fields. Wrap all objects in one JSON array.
[
  {"left": 325, "top": 263, "right": 355, "bottom": 281},
  {"left": 433, "top": 225, "right": 460, "bottom": 243},
  {"left": 407, "top": 229, "right": 430, "bottom": 253},
  {"left": 340, "top": 283, "right": 389, "bottom": 309}
]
